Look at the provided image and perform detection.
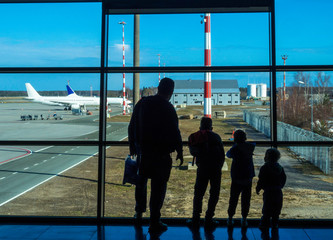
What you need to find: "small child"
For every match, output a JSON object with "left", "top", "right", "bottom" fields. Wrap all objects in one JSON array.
[
  {"left": 187, "top": 117, "right": 225, "bottom": 229},
  {"left": 226, "top": 130, "right": 255, "bottom": 228},
  {"left": 256, "top": 148, "right": 286, "bottom": 230}
]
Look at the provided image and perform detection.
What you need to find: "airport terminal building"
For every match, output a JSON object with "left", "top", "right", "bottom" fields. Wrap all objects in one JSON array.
[{"left": 171, "top": 80, "right": 240, "bottom": 106}]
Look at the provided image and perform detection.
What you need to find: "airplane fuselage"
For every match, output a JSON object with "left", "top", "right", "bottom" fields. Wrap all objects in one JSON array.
[{"left": 26, "top": 96, "right": 100, "bottom": 107}]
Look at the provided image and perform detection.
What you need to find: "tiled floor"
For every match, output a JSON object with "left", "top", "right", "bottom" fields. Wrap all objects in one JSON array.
[{"left": 0, "top": 224, "right": 332, "bottom": 240}]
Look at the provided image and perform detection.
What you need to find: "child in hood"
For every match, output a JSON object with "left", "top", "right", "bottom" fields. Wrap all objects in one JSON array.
[
  {"left": 187, "top": 117, "right": 225, "bottom": 229},
  {"left": 256, "top": 148, "right": 286, "bottom": 230}
]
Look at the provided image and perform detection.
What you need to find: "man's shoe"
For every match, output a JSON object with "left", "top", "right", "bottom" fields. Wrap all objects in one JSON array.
[
  {"left": 204, "top": 219, "right": 219, "bottom": 229},
  {"left": 149, "top": 220, "right": 168, "bottom": 233},
  {"left": 134, "top": 212, "right": 142, "bottom": 225},
  {"left": 186, "top": 218, "right": 200, "bottom": 229}
]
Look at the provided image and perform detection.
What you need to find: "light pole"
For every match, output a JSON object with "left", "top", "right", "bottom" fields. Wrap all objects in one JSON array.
[
  {"left": 157, "top": 54, "right": 161, "bottom": 82},
  {"left": 134, "top": 14, "right": 140, "bottom": 106},
  {"left": 310, "top": 85, "right": 313, "bottom": 132},
  {"left": 299, "top": 80, "right": 313, "bottom": 132},
  {"left": 119, "top": 21, "right": 126, "bottom": 115},
  {"left": 163, "top": 63, "right": 166, "bottom": 78},
  {"left": 281, "top": 55, "right": 288, "bottom": 121}
]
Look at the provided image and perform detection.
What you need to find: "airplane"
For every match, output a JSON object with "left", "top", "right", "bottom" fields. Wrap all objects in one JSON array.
[
  {"left": 66, "top": 83, "right": 132, "bottom": 108},
  {"left": 25, "top": 83, "right": 131, "bottom": 110},
  {"left": 25, "top": 83, "right": 100, "bottom": 109}
]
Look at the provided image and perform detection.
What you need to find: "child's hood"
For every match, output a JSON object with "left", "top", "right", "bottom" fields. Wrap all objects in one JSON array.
[
  {"left": 236, "top": 142, "right": 255, "bottom": 155},
  {"left": 265, "top": 162, "right": 283, "bottom": 175}
]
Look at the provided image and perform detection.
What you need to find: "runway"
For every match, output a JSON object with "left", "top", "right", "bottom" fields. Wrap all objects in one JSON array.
[{"left": 0, "top": 102, "right": 129, "bottom": 206}]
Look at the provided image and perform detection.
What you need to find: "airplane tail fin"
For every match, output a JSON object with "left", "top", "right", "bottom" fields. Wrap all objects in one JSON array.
[
  {"left": 66, "top": 84, "right": 78, "bottom": 97},
  {"left": 25, "top": 83, "right": 41, "bottom": 99}
]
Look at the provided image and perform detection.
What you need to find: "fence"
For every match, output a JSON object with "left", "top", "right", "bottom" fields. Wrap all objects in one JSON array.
[{"left": 243, "top": 110, "right": 333, "bottom": 174}]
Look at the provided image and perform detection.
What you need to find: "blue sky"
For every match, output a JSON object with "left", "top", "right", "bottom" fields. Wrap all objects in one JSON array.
[{"left": 0, "top": 0, "right": 332, "bottom": 91}]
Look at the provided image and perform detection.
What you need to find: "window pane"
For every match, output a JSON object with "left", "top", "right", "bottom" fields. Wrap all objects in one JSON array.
[
  {"left": 106, "top": 73, "right": 131, "bottom": 141},
  {"left": 0, "top": 74, "right": 100, "bottom": 141},
  {"left": 108, "top": 13, "right": 269, "bottom": 67},
  {"left": 276, "top": 71, "right": 333, "bottom": 141},
  {"left": 0, "top": 145, "right": 98, "bottom": 216},
  {"left": 274, "top": 146, "right": 333, "bottom": 218},
  {"left": 105, "top": 145, "right": 333, "bottom": 218},
  {"left": 105, "top": 146, "right": 134, "bottom": 217},
  {"left": 0, "top": 3, "right": 101, "bottom": 67},
  {"left": 254, "top": 146, "right": 333, "bottom": 219},
  {"left": 276, "top": 0, "right": 333, "bottom": 65},
  {"left": 107, "top": 72, "right": 271, "bottom": 142}
]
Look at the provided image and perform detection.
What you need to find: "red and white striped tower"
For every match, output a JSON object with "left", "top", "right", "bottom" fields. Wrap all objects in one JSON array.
[
  {"left": 119, "top": 21, "right": 126, "bottom": 115},
  {"left": 204, "top": 13, "right": 212, "bottom": 118},
  {"left": 157, "top": 54, "right": 161, "bottom": 82}
]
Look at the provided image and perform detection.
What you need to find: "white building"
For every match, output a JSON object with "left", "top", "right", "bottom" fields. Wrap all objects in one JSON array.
[
  {"left": 247, "top": 83, "right": 267, "bottom": 99},
  {"left": 247, "top": 84, "right": 257, "bottom": 98},
  {"left": 257, "top": 84, "right": 267, "bottom": 98},
  {"left": 171, "top": 80, "right": 240, "bottom": 106}
]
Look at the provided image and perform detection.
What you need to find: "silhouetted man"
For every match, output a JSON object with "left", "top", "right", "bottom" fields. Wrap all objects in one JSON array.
[{"left": 128, "top": 77, "right": 183, "bottom": 233}]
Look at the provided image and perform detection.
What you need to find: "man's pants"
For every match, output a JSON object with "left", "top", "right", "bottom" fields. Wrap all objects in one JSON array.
[
  {"left": 228, "top": 181, "right": 252, "bottom": 218},
  {"left": 135, "top": 175, "right": 168, "bottom": 223},
  {"left": 193, "top": 168, "right": 221, "bottom": 220}
]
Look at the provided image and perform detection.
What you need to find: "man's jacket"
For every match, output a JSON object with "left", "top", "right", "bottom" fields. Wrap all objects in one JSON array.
[{"left": 128, "top": 95, "right": 182, "bottom": 157}]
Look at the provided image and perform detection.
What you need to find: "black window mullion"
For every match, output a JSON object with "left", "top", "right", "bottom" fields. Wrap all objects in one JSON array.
[
  {"left": 270, "top": 0, "right": 278, "bottom": 148},
  {"left": 97, "top": 3, "right": 108, "bottom": 222}
]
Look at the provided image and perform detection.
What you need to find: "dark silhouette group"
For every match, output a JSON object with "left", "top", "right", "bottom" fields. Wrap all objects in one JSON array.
[{"left": 128, "top": 77, "right": 286, "bottom": 235}]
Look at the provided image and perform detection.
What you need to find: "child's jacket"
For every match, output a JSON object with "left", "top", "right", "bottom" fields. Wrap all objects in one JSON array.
[
  {"left": 188, "top": 130, "right": 225, "bottom": 170},
  {"left": 227, "top": 142, "right": 255, "bottom": 182},
  {"left": 256, "top": 162, "right": 286, "bottom": 192}
]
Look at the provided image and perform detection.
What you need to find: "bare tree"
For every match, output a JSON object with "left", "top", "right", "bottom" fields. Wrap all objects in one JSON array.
[
  {"left": 279, "top": 72, "right": 333, "bottom": 137},
  {"left": 315, "top": 72, "right": 331, "bottom": 103},
  {"left": 278, "top": 85, "right": 309, "bottom": 128},
  {"left": 142, "top": 87, "right": 156, "bottom": 97},
  {"left": 294, "top": 72, "right": 311, "bottom": 97}
]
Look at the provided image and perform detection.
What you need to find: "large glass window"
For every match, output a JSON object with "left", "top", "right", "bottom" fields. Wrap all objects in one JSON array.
[{"left": 0, "top": 0, "right": 332, "bottom": 221}]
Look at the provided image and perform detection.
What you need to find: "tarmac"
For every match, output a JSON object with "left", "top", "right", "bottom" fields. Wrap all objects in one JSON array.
[{"left": 0, "top": 102, "right": 128, "bottom": 206}]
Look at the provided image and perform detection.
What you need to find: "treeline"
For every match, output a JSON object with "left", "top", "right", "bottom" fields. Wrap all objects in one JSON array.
[
  {"left": 0, "top": 91, "right": 29, "bottom": 97},
  {"left": 0, "top": 90, "right": 125, "bottom": 98}
]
